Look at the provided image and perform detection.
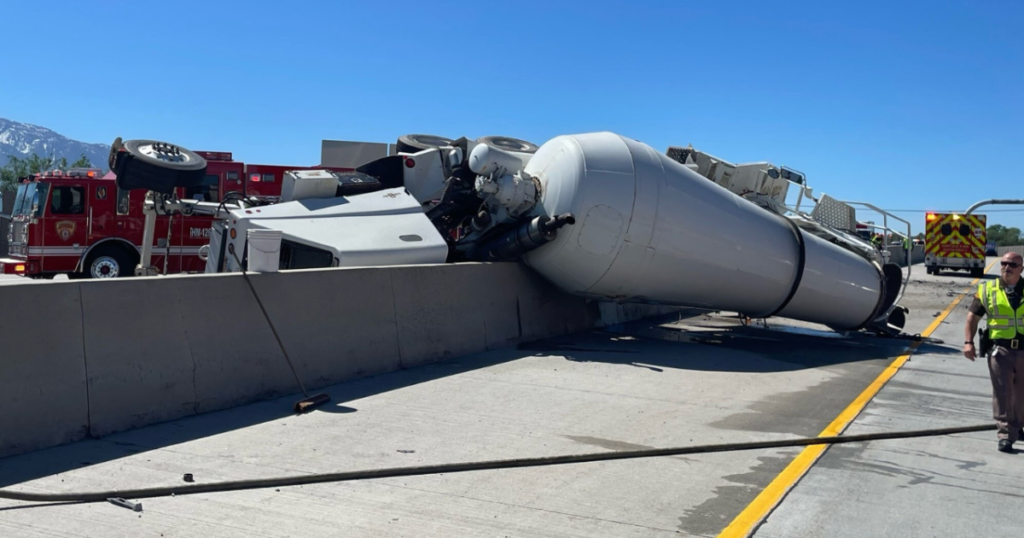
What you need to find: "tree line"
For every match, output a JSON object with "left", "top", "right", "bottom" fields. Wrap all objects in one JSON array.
[
  {"left": 987, "top": 224, "right": 1022, "bottom": 247},
  {"left": 1, "top": 154, "right": 95, "bottom": 192}
]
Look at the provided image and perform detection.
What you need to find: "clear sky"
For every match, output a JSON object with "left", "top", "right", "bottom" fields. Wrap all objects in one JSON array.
[{"left": 2, "top": 0, "right": 1021, "bottom": 235}]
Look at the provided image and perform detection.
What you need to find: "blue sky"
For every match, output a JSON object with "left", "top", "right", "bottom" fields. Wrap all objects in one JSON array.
[{"left": 2, "top": 0, "right": 1021, "bottom": 235}]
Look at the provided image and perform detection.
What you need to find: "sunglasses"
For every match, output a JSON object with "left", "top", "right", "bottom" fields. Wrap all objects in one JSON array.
[{"left": 1001, "top": 262, "right": 1021, "bottom": 268}]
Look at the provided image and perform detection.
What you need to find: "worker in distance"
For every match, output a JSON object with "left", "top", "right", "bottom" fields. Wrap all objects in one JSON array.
[{"left": 964, "top": 252, "right": 1024, "bottom": 453}]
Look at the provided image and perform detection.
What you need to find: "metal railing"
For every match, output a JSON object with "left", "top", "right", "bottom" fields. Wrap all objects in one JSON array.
[
  {"left": 841, "top": 201, "right": 913, "bottom": 309},
  {"left": 761, "top": 177, "right": 914, "bottom": 322}
]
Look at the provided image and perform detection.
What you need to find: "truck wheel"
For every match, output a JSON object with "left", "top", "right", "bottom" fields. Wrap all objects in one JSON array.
[
  {"left": 476, "top": 136, "right": 539, "bottom": 154},
  {"left": 111, "top": 138, "right": 208, "bottom": 194},
  {"left": 396, "top": 134, "right": 455, "bottom": 154},
  {"left": 84, "top": 247, "right": 136, "bottom": 279}
]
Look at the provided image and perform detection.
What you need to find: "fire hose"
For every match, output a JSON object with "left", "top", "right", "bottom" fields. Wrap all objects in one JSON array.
[{"left": 0, "top": 423, "right": 994, "bottom": 504}]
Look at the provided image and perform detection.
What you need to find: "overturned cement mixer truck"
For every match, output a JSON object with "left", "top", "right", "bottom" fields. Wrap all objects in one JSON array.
[{"left": 107, "top": 131, "right": 911, "bottom": 336}]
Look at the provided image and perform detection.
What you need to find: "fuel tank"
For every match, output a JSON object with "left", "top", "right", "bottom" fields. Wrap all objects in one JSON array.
[{"left": 521, "top": 132, "right": 890, "bottom": 331}]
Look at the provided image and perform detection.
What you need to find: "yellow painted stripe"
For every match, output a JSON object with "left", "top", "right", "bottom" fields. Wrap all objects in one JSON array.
[{"left": 716, "top": 258, "right": 999, "bottom": 538}]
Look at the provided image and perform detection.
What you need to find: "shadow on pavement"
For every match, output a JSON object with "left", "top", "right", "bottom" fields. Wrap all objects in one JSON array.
[
  {"left": 520, "top": 318, "right": 919, "bottom": 374},
  {"left": 0, "top": 344, "right": 534, "bottom": 490}
]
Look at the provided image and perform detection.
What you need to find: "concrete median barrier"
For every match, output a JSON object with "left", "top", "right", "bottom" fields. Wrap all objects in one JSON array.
[
  {"left": 887, "top": 245, "right": 925, "bottom": 267},
  {"left": 390, "top": 263, "right": 517, "bottom": 368},
  {"left": 0, "top": 283, "right": 88, "bottom": 458},
  {"left": 246, "top": 267, "right": 403, "bottom": 390},
  {"left": 80, "top": 275, "right": 298, "bottom": 438},
  {"left": 0, "top": 261, "right": 679, "bottom": 459}
]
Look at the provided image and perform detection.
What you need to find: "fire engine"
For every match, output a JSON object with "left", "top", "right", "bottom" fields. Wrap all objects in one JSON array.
[
  {"left": 0, "top": 152, "right": 351, "bottom": 279},
  {"left": 923, "top": 211, "right": 987, "bottom": 277}
]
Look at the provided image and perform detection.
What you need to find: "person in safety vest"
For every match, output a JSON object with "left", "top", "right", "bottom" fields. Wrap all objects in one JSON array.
[{"left": 964, "top": 252, "right": 1024, "bottom": 453}]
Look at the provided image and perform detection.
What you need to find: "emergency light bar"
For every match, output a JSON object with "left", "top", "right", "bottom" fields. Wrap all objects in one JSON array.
[{"left": 66, "top": 168, "right": 104, "bottom": 178}]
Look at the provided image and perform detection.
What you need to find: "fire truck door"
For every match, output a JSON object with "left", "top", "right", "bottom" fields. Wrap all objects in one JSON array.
[
  {"left": 43, "top": 183, "right": 89, "bottom": 273},
  {"left": 87, "top": 183, "right": 115, "bottom": 243}
]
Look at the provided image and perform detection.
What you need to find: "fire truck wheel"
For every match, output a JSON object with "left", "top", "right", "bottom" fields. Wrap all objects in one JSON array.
[
  {"left": 476, "top": 136, "right": 539, "bottom": 154},
  {"left": 396, "top": 134, "right": 455, "bottom": 154},
  {"left": 84, "top": 247, "right": 135, "bottom": 279}
]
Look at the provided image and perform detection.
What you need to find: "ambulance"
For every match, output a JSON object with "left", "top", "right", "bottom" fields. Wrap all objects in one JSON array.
[{"left": 923, "top": 212, "right": 987, "bottom": 277}]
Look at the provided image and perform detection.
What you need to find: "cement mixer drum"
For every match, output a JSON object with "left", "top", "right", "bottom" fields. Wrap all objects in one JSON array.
[{"left": 521, "top": 132, "right": 892, "bottom": 332}]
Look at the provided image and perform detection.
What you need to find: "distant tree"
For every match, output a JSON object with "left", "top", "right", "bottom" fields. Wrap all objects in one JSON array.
[
  {"left": 1, "top": 153, "right": 92, "bottom": 192},
  {"left": 69, "top": 154, "right": 92, "bottom": 168},
  {"left": 987, "top": 224, "right": 1022, "bottom": 246}
]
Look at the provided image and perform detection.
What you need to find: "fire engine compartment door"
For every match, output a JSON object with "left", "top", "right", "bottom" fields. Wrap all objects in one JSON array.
[
  {"left": 42, "top": 183, "right": 89, "bottom": 272},
  {"left": 88, "top": 183, "right": 115, "bottom": 244}
]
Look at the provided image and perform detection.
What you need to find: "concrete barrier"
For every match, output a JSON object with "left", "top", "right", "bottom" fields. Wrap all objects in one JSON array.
[
  {"left": 997, "top": 245, "right": 1024, "bottom": 256},
  {"left": 886, "top": 245, "right": 925, "bottom": 267},
  {"left": 0, "top": 284, "right": 89, "bottom": 457},
  {"left": 247, "top": 268, "right": 403, "bottom": 388},
  {"left": 0, "top": 262, "right": 681, "bottom": 458},
  {"left": 80, "top": 275, "right": 298, "bottom": 437}
]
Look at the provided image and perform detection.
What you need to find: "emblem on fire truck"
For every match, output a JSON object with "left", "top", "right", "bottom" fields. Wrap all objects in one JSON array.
[{"left": 56, "top": 221, "right": 76, "bottom": 241}]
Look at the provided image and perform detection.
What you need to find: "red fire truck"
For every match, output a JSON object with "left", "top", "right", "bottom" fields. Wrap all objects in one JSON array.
[{"left": 0, "top": 152, "right": 350, "bottom": 279}]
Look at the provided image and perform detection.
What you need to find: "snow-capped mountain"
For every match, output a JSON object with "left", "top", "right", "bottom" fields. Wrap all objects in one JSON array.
[{"left": 0, "top": 118, "right": 111, "bottom": 171}]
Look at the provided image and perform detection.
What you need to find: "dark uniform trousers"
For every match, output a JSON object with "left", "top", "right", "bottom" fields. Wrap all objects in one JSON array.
[{"left": 988, "top": 344, "right": 1024, "bottom": 442}]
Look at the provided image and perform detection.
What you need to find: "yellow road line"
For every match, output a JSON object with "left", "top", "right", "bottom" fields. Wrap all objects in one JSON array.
[{"left": 716, "top": 258, "right": 999, "bottom": 538}]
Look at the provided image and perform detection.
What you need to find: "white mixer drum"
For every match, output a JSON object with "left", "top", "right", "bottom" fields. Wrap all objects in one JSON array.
[{"left": 522, "top": 132, "right": 887, "bottom": 331}]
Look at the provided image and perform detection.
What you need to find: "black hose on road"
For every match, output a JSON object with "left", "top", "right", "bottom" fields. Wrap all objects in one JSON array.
[{"left": 0, "top": 423, "right": 994, "bottom": 504}]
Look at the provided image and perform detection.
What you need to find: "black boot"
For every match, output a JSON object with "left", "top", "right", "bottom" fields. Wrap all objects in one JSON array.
[{"left": 998, "top": 439, "right": 1013, "bottom": 453}]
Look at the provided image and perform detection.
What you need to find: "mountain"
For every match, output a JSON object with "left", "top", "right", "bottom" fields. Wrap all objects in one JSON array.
[{"left": 0, "top": 118, "right": 111, "bottom": 171}]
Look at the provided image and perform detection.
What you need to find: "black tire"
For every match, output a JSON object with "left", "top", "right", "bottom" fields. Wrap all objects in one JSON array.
[
  {"left": 123, "top": 139, "right": 207, "bottom": 172},
  {"left": 476, "top": 136, "right": 539, "bottom": 154},
  {"left": 113, "top": 139, "right": 208, "bottom": 194},
  {"left": 83, "top": 246, "right": 137, "bottom": 279},
  {"left": 396, "top": 134, "right": 455, "bottom": 154}
]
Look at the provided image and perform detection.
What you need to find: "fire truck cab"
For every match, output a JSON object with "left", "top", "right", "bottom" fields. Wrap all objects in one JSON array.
[{"left": 2, "top": 168, "right": 215, "bottom": 278}]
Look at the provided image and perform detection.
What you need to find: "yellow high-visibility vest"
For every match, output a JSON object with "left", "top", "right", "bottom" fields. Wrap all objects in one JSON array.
[{"left": 979, "top": 279, "right": 1024, "bottom": 339}]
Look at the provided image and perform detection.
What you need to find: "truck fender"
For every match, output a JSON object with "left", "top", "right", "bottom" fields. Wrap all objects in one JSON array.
[{"left": 75, "top": 238, "right": 140, "bottom": 273}]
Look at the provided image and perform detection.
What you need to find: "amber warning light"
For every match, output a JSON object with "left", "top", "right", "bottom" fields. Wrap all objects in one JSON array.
[{"left": 926, "top": 213, "right": 937, "bottom": 221}]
